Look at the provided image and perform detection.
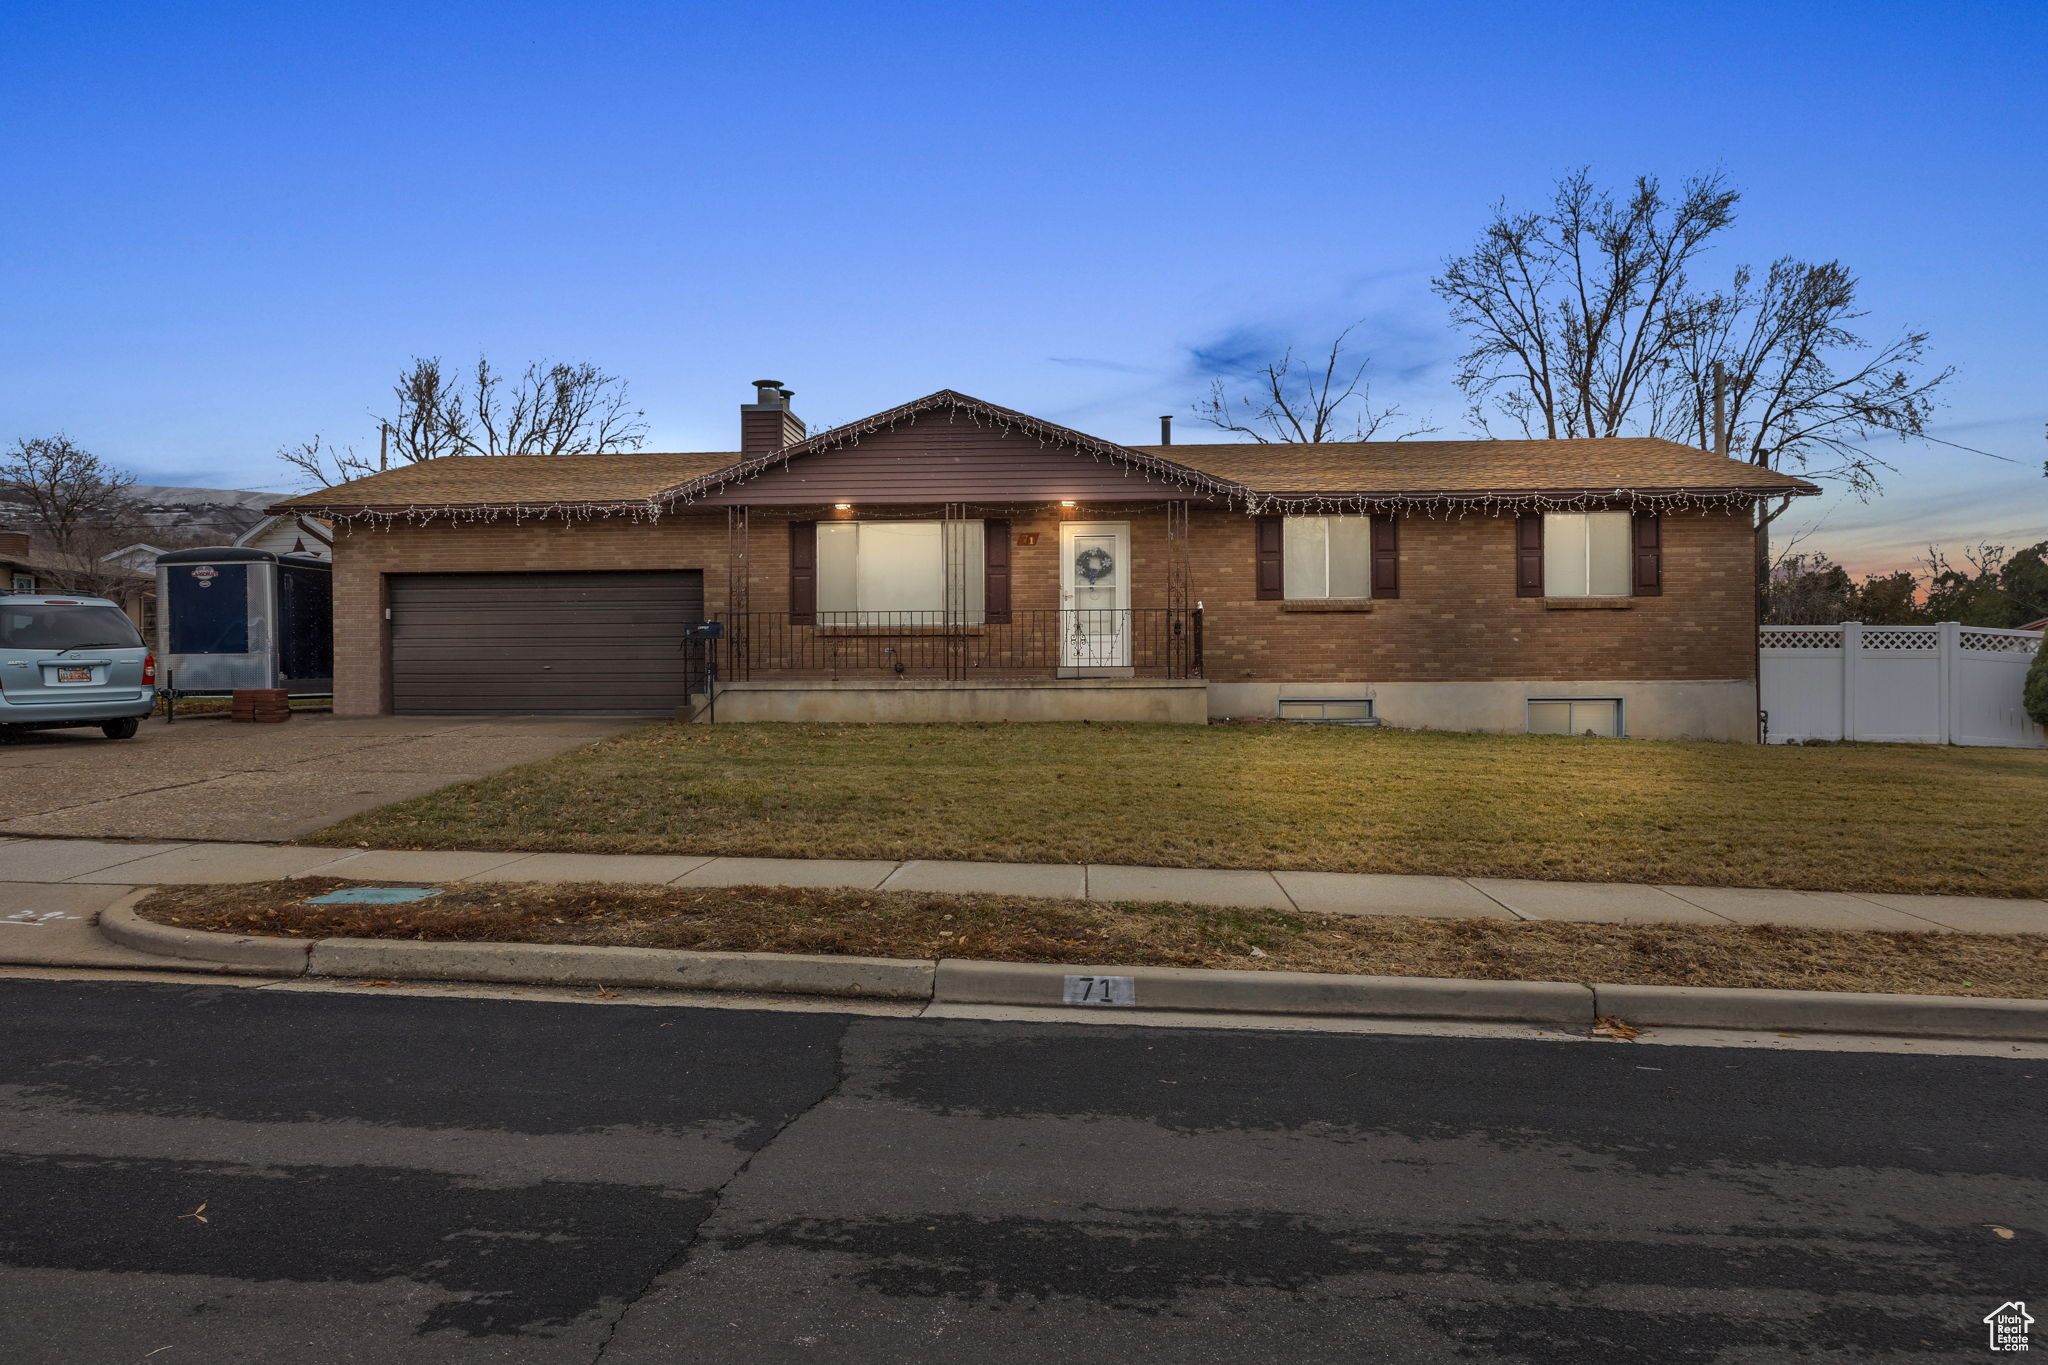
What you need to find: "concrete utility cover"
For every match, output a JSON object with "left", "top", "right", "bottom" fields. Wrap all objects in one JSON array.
[{"left": 305, "top": 886, "right": 444, "bottom": 905}]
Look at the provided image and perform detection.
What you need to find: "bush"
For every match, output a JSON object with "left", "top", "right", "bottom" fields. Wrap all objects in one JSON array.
[{"left": 2027, "top": 637, "right": 2048, "bottom": 728}]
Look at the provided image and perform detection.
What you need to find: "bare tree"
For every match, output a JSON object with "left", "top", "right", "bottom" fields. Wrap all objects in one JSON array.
[
  {"left": 277, "top": 434, "right": 377, "bottom": 489},
  {"left": 1664, "top": 259, "right": 1951, "bottom": 505},
  {"left": 1432, "top": 168, "right": 1740, "bottom": 440},
  {"left": 1193, "top": 327, "right": 1436, "bottom": 443},
  {"left": 0, "top": 435, "right": 148, "bottom": 596},
  {"left": 282, "top": 355, "right": 650, "bottom": 487},
  {"left": 1435, "top": 169, "right": 1959, "bottom": 533}
]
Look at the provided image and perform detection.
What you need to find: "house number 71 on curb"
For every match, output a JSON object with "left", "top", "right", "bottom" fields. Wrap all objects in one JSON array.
[{"left": 1063, "top": 975, "right": 1136, "bottom": 1006}]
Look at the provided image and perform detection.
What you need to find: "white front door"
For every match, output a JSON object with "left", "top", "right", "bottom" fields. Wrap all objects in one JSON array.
[{"left": 1059, "top": 521, "right": 1131, "bottom": 669}]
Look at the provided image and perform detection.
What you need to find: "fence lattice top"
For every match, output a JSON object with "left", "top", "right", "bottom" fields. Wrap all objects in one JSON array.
[
  {"left": 1760, "top": 627, "right": 1843, "bottom": 650},
  {"left": 1961, "top": 629, "right": 2041, "bottom": 655},
  {"left": 1862, "top": 628, "right": 1939, "bottom": 651},
  {"left": 1761, "top": 623, "right": 2040, "bottom": 656}
]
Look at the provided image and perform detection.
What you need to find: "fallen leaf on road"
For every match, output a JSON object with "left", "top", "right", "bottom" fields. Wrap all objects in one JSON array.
[
  {"left": 1592, "top": 1016, "right": 1641, "bottom": 1042},
  {"left": 178, "top": 1203, "right": 208, "bottom": 1224},
  {"left": 355, "top": 980, "right": 400, "bottom": 988},
  {"left": 1987, "top": 1225, "right": 2016, "bottom": 1239}
]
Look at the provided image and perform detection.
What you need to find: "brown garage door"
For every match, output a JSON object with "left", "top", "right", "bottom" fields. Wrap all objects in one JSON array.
[{"left": 388, "top": 571, "right": 704, "bottom": 715}]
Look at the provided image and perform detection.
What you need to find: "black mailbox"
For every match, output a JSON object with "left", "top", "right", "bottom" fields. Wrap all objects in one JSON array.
[{"left": 682, "top": 621, "right": 724, "bottom": 641}]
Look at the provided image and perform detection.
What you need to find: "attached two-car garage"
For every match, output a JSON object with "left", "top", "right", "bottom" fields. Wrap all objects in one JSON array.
[{"left": 387, "top": 571, "right": 704, "bottom": 715}]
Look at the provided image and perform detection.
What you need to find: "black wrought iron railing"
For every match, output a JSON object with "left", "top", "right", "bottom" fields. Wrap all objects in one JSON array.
[{"left": 712, "top": 609, "right": 1203, "bottom": 682}]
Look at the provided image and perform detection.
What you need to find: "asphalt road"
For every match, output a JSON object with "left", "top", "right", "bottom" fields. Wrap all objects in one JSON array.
[{"left": 1, "top": 980, "right": 2040, "bottom": 1363}]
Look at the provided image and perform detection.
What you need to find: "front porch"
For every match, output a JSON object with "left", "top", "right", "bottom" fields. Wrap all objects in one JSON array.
[
  {"left": 694, "top": 603, "right": 1206, "bottom": 723},
  {"left": 701, "top": 676, "right": 1209, "bottom": 724},
  {"left": 712, "top": 607, "right": 1204, "bottom": 683}
]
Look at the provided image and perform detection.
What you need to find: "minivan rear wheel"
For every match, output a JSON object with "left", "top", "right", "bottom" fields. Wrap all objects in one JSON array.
[{"left": 101, "top": 718, "right": 140, "bottom": 740}]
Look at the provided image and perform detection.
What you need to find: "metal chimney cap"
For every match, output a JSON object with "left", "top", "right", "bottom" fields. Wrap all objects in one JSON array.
[{"left": 752, "top": 378, "right": 784, "bottom": 389}]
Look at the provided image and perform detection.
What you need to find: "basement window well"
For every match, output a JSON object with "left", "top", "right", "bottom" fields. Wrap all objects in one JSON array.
[
  {"left": 1527, "top": 698, "right": 1623, "bottom": 738},
  {"left": 1276, "top": 697, "right": 1377, "bottom": 725}
]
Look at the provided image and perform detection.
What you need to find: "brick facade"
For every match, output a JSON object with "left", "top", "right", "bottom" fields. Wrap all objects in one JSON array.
[
  {"left": 332, "top": 500, "right": 1757, "bottom": 715},
  {"left": 1190, "top": 505, "right": 1758, "bottom": 684}
]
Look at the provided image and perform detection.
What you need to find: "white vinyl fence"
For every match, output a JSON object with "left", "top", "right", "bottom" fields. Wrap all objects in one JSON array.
[{"left": 1760, "top": 622, "right": 2043, "bottom": 747}]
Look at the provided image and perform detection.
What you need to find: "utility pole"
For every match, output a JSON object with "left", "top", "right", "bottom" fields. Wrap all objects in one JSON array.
[
  {"left": 1712, "top": 362, "right": 1729, "bottom": 458},
  {"left": 378, "top": 423, "right": 390, "bottom": 472}
]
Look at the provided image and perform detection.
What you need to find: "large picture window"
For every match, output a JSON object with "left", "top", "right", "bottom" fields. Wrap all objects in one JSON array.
[
  {"left": 815, "top": 521, "right": 985, "bottom": 624},
  {"left": 1282, "top": 516, "right": 1372, "bottom": 600},
  {"left": 1542, "top": 511, "right": 1632, "bottom": 597}
]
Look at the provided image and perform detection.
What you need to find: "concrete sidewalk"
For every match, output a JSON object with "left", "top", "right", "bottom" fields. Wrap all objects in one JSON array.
[{"left": 1, "top": 835, "right": 2043, "bottom": 933}]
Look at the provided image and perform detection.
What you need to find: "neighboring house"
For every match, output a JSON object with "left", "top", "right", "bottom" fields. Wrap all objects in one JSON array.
[
  {"left": 99, "top": 542, "right": 174, "bottom": 574},
  {"left": 1, "top": 529, "right": 35, "bottom": 593},
  {"left": 272, "top": 383, "right": 1818, "bottom": 739},
  {"left": 235, "top": 512, "right": 332, "bottom": 560},
  {"left": 1, "top": 527, "right": 157, "bottom": 643}
]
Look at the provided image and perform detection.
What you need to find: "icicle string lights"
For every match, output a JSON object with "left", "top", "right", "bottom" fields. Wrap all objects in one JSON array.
[{"left": 292, "top": 390, "right": 1808, "bottom": 528}]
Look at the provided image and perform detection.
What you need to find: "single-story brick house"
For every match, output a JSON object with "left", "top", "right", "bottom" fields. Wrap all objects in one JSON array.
[{"left": 272, "top": 382, "right": 1817, "bottom": 739}]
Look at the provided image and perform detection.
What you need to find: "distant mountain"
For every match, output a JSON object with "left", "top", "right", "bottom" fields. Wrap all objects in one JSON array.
[
  {"left": 127, "top": 484, "right": 282, "bottom": 511},
  {"left": 0, "top": 483, "right": 284, "bottom": 546}
]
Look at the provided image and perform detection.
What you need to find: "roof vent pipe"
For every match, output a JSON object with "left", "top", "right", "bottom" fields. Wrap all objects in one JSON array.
[{"left": 1158, "top": 415, "right": 1173, "bottom": 445}]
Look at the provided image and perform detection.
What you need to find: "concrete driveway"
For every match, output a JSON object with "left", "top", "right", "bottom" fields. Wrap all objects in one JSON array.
[{"left": 0, "top": 714, "right": 642, "bottom": 842}]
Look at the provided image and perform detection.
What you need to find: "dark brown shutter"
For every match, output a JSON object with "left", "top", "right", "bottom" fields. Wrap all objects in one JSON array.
[
  {"left": 983, "top": 520, "right": 1011, "bottom": 623},
  {"left": 1515, "top": 513, "right": 1544, "bottom": 597},
  {"left": 1254, "top": 515, "right": 1284, "bottom": 600},
  {"left": 1370, "top": 515, "right": 1400, "bottom": 598},
  {"left": 789, "top": 520, "right": 817, "bottom": 624},
  {"left": 1632, "top": 512, "right": 1662, "bottom": 596}
]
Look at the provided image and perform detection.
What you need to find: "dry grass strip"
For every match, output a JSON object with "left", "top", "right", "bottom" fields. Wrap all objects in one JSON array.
[{"left": 138, "top": 878, "right": 2048, "bottom": 999}]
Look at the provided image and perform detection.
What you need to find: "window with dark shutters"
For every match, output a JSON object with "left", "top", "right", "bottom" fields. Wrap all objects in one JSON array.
[
  {"left": 1255, "top": 516, "right": 1284, "bottom": 600},
  {"left": 1632, "top": 513, "right": 1662, "bottom": 596},
  {"left": 983, "top": 519, "right": 1011, "bottom": 623},
  {"left": 1371, "top": 516, "right": 1400, "bottom": 598},
  {"left": 1515, "top": 514, "right": 1544, "bottom": 597},
  {"left": 789, "top": 521, "right": 818, "bottom": 623}
]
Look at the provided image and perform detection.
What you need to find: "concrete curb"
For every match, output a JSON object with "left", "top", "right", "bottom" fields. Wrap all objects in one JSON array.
[
  {"left": 1594, "top": 983, "right": 2048, "bottom": 1042},
  {"left": 305, "top": 938, "right": 935, "bottom": 999},
  {"left": 86, "top": 906, "right": 2048, "bottom": 1040},
  {"left": 933, "top": 958, "right": 1595, "bottom": 1023},
  {"left": 98, "top": 893, "right": 314, "bottom": 975}
]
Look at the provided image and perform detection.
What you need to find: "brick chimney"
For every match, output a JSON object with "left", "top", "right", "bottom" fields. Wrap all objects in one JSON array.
[{"left": 740, "top": 379, "right": 807, "bottom": 454}]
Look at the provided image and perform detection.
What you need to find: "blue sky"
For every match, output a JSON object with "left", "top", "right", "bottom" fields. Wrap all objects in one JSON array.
[{"left": 3, "top": 0, "right": 2042, "bottom": 573}]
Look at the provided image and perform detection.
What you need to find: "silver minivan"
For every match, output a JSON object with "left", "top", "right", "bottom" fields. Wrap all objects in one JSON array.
[{"left": 0, "top": 592, "right": 157, "bottom": 740}]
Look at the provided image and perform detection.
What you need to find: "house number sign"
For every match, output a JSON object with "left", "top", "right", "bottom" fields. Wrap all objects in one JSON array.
[{"left": 1063, "top": 975, "right": 1136, "bottom": 1006}]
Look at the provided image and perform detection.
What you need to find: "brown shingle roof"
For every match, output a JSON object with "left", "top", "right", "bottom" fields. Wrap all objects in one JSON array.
[
  {"left": 1135, "top": 438, "right": 1817, "bottom": 498},
  {"left": 272, "top": 413, "right": 1817, "bottom": 518},
  {"left": 271, "top": 451, "right": 737, "bottom": 515}
]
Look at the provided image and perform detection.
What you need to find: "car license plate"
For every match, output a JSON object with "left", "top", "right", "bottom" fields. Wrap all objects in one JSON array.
[{"left": 56, "top": 667, "right": 93, "bottom": 684}]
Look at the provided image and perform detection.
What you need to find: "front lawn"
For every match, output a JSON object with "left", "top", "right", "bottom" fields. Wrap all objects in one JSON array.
[
  {"left": 139, "top": 878, "right": 2048, "bottom": 998},
  {"left": 308, "top": 722, "right": 2048, "bottom": 898}
]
